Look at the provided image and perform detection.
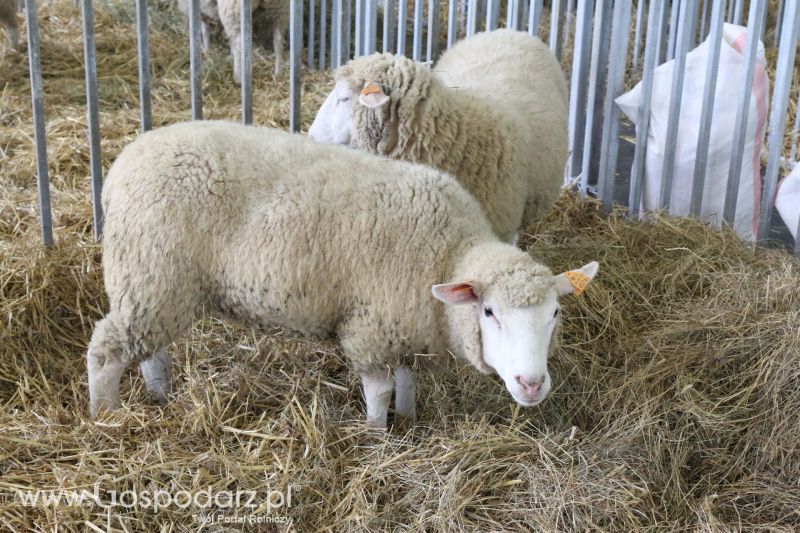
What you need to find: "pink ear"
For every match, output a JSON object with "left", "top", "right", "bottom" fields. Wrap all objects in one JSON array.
[
  {"left": 358, "top": 83, "right": 389, "bottom": 108},
  {"left": 431, "top": 281, "right": 480, "bottom": 305}
]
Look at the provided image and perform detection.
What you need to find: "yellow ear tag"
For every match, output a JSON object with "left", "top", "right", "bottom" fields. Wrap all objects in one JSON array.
[
  {"left": 361, "top": 83, "right": 381, "bottom": 96},
  {"left": 564, "top": 271, "right": 590, "bottom": 296}
]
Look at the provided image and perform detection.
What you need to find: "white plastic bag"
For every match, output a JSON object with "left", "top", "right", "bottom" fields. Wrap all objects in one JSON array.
[
  {"left": 616, "top": 24, "right": 768, "bottom": 241},
  {"left": 775, "top": 164, "right": 800, "bottom": 240}
]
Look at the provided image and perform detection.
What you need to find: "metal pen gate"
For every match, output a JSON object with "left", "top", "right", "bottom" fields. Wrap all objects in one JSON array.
[{"left": 19, "top": 0, "right": 800, "bottom": 255}]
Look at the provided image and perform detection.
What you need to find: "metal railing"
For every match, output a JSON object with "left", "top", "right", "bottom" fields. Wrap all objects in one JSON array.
[{"left": 20, "top": 0, "right": 800, "bottom": 255}]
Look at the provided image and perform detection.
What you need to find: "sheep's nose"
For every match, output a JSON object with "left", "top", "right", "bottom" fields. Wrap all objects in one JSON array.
[{"left": 515, "top": 375, "right": 545, "bottom": 395}]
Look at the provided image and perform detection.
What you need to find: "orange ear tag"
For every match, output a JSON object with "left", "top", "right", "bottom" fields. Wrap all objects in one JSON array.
[
  {"left": 361, "top": 83, "right": 381, "bottom": 96},
  {"left": 564, "top": 271, "right": 590, "bottom": 296}
]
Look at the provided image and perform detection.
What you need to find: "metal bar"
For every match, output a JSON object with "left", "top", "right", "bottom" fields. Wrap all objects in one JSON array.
[
  {"left": 466, "top": 0, "right": 477, "bottom": 37},
  {"left": 687, "top": 0, "right": 699, "bottom": 47},
  {"left": 726, "top": 0, "right": 733, "bottom": 23},
  {"left": 773, "top": 0, "right": 784, "bottom": 48},
  {"left": 398, "top": 0, "right": 408, "bottom": 53},
  {"left": 365, "top": 0, "right": 377, "bottom": 53},
  {"left": 597, "top": 0, "right": 631, "bottom": 213},
  {"left": 24, "top": 0, "right": 53, "bottom": 246},
  {"left": 413, "top": 0, "right": 422, "bottom": 60},
  {"left": 308, "top": 0, "right": 316, "bottom": 67},
  {"left": 699, "top": 0, "right": 708, "bottom": 39},
  {"left": 528, "top": 0, "right": 542, "bottom": 36},
  {"left": 135, "top": 0, "right": 152, "bottom": 132},
  {"left": 790, "top": 87, "right": 800, "bottom": 165},
  {"left": 566, "top": 0, "right": 592, "bottom": 179},
  {"left": 81, "top": 0, "right": 104, "bottom": 239},
  {"left": 355, "top": 0, "right": 363, "bottom": 55},
  {"left": 579, "top": 0, "right": 610, "bottom": 195},
  {"left": 562, "top": 0, "right": 573, "bottom": 52},
  {"left": 666, "top": 0, "right": 679, "bottom": 60},
  {"left": 447, "top": 0, "right": 457, "bottom": 47},
  {"left": 653, "top": 0, "right": 668, "bottom": 63},
  {"left": 689, "top": 0, "right": 724, "bottom": 216},
  {"left": 657, "top": 0, "right": 693, "bottom": 210},
  {"left": 343, "top": 0, "right": 352, "bottom": 61},
  {"left": 289, "top": 0, "right": 302, "bottom": 132},
  {"left": 731, "top": 0, "right": 742, "bottom": 25},
  {"left": 383, "top": 0, "right": 395, "bottom": 52},
  {"left": 548, "top": 0, "right": 561, "bottom": 56},
  {"left": 632, "top": 0, "right": 645, "bottom": 69},
  {"left": 723, "top": 0, "right": 767, "bottom": 225},
  {"left": 512, "top": 0, "right": 524, "bottom": 30},
  {"left": 188, "top": 0, "right": 203, "bottom": 119},
  {"left": 241, "top": 0, "right": 253, "bottom": 125},
  {"left": 485, "top": 0, "right": 497, "bottom": 30},
  {"left": 629, "top": 0, "right": 664, "bottom": 218},
  {"left": 427, "top": 0, "right": 440, "bottom": 62},
  {"left": 331, "top": 0, "right": 339, "bottom": 66},
  {"left": 319, "top": 0, "right": 327, "bottom": 68},
  {"left": 758, "top": 0, "right": 800, "bottom": 242}
]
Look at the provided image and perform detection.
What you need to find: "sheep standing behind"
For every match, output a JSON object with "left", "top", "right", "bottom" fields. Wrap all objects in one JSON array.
[
  {"left": 178, "top": 0, "right": 288, "bottom": 81},
  {"left": 87, "top": 120, "right": 597, "bottom": 426},
  {"left": 1, "top": 0, "right": 18, "bottom": 51},
  {"left": 309, "top": 29, "right": 568, "bottom": 243}
]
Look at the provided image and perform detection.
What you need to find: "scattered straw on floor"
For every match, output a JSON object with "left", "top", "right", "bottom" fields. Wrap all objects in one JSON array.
[{"left": 1, "top": 1, "right": 800, "bottom": 531}]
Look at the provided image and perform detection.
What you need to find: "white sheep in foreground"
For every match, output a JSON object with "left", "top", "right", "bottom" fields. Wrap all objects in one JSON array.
[
  {"left": 1, "top": 0, "right": 18, "bottom": 51},
  {"left": 87, "top": 120, "right": 598, "bottom": 426},
  {"left": 178, "top": 0, "right": 288, "bottom": 81},
  {"left": 308, "top": 29, "right": 569, "bottom": 243}
]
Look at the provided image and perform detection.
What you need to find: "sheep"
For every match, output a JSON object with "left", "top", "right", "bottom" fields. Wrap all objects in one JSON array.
[
  {"left": 308, "top": 29, "right": 569, "bottom": 244},
  {"left": 178, "top": 0, "right": 288, "bottom": 81},
  {"left": 1, "top": 0, "right": 18, "bottom": 51},
  {"left": 87, "top": 120, "right": 598, "bottom": 426}
]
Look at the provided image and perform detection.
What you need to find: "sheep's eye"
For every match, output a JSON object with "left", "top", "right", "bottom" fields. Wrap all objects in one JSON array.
[
  {"left": 337, "top": 97, "right": 350, "bottom": 103},
  {"left": 553, "top": 308, "right": 560, "bottom": 318},
  {"left": 483, "top": 307, "right": 493, "bottom": 318}
]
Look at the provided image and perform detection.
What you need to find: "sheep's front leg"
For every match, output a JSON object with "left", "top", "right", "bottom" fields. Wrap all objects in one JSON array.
[
  {"left": 87, "top": 348, "right": 128, "bottom": 416},
  {"left": 272, "top": 25, "right": 283, "bottom": 75},
  {"left": 139, "top": 348, "right": 172, "bottom": 403},
  {"left": 201, "top": 20, "right": 212, "bottom": 52},
  {"left": 394, "top": 366, "right": 416, "bottom": 425},
  {"left": 361, "top": 368, "right": 393, "bottom": 428}
]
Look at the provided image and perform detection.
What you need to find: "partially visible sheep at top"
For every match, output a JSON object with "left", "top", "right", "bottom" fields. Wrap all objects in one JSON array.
[
  {"left": 178, "top": 0, "right": 288, "bottom": 81},
  {"left": 309, "top": 29, "right": 569, "bottom": 244},
  {"left": 1, "top": 0, "right": 18, "bottom": 51}
]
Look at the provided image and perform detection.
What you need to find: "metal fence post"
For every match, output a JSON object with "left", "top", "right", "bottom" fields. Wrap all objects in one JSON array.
[
  {"left": 135, "top": 0, "right": 152, "bottom": 132},
  {"left": 188, "top": 0, "right": 203, "bottom": 120},
  {"left": 689, "top": 0, "right": 725, "bottom": 215},
  {"left": 657, "top": 0, "right": 694, "bottom": 210},
  {"left": 427, "top": 0, "right": 441, "bottom": 62},
  {"left": 319, "top": 0, "right": 327, "bottom": 68},
  {"left": 597, "top": 0, "right": 631, "bottom": 213},
  {"left": 308, "top": 0, "right": 316, "bottom": 67},
  {"left": 723, "top": 0, "right": 767, "bottom": 225},
  {"left": 289, "top": 0, "right": 303, "bottom": 132},
  {"left": 413, "top": 0, "right": 423, "bottom": 59},
  {"left": 528, "top": 0, "right": 542, "bottom": 37},
  {"left": 447, "top": 0, "right": 457, "bottom": 47},
  {"left": 24, "top": 0, "right": 53, "bottom": 246},
  {"left": 383, "top": 0, "right": 395, "bottom": 52},
  {"left": 365, "top": 0, "right": 377, "bottom": 53},
  {"left": 632, "top": 0, "right": 645, "bottom": 69},
  {"left": 398, "top": 0, "right": 408, "bottom": 53},
  {"left": 757, "top": 0, "right": 799, "bottom": 244},
  {"left": 566, "top": 0, "right": 592, "bottom": 180},
  {"left": 241, "top": 0, "right": 253, "bottom": 125},
  {"left": 81, "top": 0, "right": 104, "bottom": 239}
]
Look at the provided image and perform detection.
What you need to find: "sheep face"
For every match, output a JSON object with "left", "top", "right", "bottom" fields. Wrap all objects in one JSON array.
[
  {"left": 433, "top": 261, "right": 599, "bottom": 406},
  {"left": 308, "top": 80, "right": 359, "bottom": 145}
]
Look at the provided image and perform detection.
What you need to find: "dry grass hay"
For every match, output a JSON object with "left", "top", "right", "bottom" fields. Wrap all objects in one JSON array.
[{"left": 1, "top": 1, "right": 800, "bottom": 531}]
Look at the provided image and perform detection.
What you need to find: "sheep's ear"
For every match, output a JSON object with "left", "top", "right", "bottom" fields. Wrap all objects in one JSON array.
[
  {"left": 555, "top": 261, "right": 599, "bottom": 297},
  {"left": 431, "top": 281, "right": 480, "bottom": 305},
  {"left": 359, "top": 82, "right": 389, "bottom": 108}
]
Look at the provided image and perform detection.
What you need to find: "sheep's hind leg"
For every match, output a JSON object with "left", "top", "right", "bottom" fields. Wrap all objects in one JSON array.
[
  {"left": 140, "top": 348, "right": 172, "bottom": 404},
  {"left": 394, "top": 366, "right": 416, "bottom": 427},
  {"left": 272, "top": 25, "right": 283, "bottom": 75},
  {"left": 361, "top": 368, "right": 393, "bottom": 428}
]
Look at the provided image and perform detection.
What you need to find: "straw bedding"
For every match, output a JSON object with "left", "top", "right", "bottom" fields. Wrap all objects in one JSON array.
[{"left": 1, "top": 1, "right": 799, "bottom": 531}]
